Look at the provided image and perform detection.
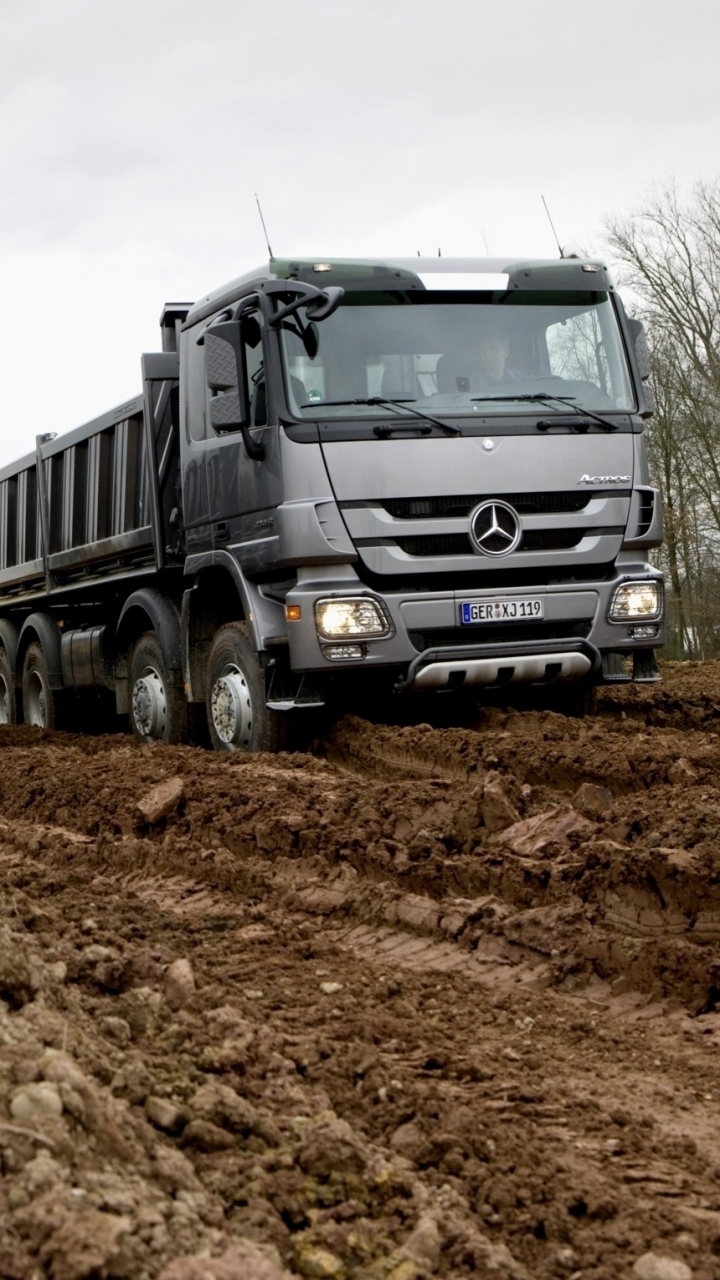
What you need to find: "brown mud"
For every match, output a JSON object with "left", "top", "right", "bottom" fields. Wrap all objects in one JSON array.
[{"left": 2, "top": 662, "right": 720, "bottom": 1277}]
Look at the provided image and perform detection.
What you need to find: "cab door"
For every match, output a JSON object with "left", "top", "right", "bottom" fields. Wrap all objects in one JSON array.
[
  {"left": 204, "top": 309, "right": 283, "bottom": 564},
  {"left": 179, "top": 320, "right": 212, "bottom": 554}
]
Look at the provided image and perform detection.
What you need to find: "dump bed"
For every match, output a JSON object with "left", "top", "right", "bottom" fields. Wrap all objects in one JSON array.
[{"left": 0, "top": 352, "right": 180, "bottom": 603}]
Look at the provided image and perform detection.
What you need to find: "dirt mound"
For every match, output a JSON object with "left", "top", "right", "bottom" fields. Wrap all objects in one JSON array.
[{"left": 1, "top": 663, "right": 720, "bottom": 1276}]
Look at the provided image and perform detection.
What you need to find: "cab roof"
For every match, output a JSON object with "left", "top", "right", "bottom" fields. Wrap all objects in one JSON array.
[{"left": 183, "top": 254, "right": 612, "bottom": 328}]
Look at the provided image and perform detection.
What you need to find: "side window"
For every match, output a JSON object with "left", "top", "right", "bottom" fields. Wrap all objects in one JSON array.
[{"left": 545, "top": 311, "right": 610, "bottom": 395}]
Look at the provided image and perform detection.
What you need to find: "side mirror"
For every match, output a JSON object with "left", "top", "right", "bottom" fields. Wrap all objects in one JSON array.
[
  {"left": 626, "top": 318, "right": 651, "bottom": 381},
  {"left": 205, "top": 321, "right": 264, "bottom": 460}
]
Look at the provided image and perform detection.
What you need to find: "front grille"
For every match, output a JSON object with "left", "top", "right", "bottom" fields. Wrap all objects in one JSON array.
[
  {"left": 408, "top": 620, "right": 592, "bottom": 651},
  {"left": 381, "top": 491, "right": 600, "bottom": 519},
  {"left": 397, "top": 529, "right": 586, "bottom": 557}
]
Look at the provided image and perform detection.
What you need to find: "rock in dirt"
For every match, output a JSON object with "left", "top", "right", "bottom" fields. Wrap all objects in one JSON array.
[
  {"left": 294, "top": 1242, "right": 345, "bottom": 1277},
  {"left": 667, "top": 758, "right": 698, "bottom": 785},
  {"left": 158, "top": 1240, "right": 293, "bottom": 1279},
  {"left": 189, "top": 1082, "right": 260, "bottom": 1135},
  {"left": 574, "top": 781, "right": 614, "bottom": 812},
  {"left": 165, "top": 957, "right": 196, "bottom": 1010},
  {"left": 633, "top": 1254, "right": 693, "bottom": 1280},
  {"left": 40, "top": 1208, "right": 130, "bottom": 1280},
  {"left": 153, "top": 1144, "right": 202, "bottom": 1192},
  {"left": 491, "top": 806, "right": 592, "bottom": 856},
  {"left": 136, "top": 775, "right": 184, "bottom": 824},
  {"left": 145, "top": 1095, "right": 184, "bottom": 1133},
  {"left": 182, "top": 1119, "right": 236, "bottom": 1152},
  {"left": 482, "top": 773, "right": 520, "bottom": 833},
  {"left": 399, "top": 1212, "right": 441, "bottom": 1271},
  {"left": 389, "top": 1120, "right": 424, "bottom": 1162},
  {"left": 296, "top": 1115, "right": 367, "bottom": 1179},
  {"left": 10, "top": 1081, "right": 63, "bottom": 1122}
]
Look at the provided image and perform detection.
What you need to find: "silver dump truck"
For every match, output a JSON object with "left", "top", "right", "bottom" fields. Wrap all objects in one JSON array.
[{"left": 0, "top": 255, "right": 663, "bottom": 749}]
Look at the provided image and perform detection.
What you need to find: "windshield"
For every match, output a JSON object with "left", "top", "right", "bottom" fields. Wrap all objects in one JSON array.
[{"left": 280, "top": 290, "right": 636, "bottom": 419}]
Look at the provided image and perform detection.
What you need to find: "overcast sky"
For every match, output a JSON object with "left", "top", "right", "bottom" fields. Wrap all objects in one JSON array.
[{"left": 0, "top": 0, "right": 718, "bottom": 467}]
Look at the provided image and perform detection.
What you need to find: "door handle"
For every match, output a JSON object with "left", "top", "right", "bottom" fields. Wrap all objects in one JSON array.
[{"left": 215, "top": 521, "right": 230, "bottom": 542}]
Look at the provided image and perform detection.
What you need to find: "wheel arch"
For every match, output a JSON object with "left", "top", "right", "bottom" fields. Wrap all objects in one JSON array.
[
  {"left": 18, "top": 613, "right": 63, "bottom": 689},
  {"left": 0, "top": 618, "right": 21, "bottom": 682},
  {"left": 114, "top": 590, "right": 183, "bottom": 715},
  {"left": 182, "top": 565, "right": 249, "bottom": 703}
]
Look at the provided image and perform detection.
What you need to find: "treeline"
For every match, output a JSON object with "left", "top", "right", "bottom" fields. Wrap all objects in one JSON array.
[{"left": 607, "top": 180, "right": 720, "bottom": 659}]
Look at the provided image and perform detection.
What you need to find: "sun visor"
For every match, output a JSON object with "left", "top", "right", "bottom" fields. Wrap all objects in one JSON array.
[{"left": 417, "top": 272, "right": 509, "bottom": 291}]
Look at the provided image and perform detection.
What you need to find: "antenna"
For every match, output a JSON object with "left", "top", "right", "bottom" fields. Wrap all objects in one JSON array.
[
  {"left": 255, "top": 192, "right": 274, "bottom": 259},
  {"left": 541, "top": 195, "right": 562, "bottom": 257}
]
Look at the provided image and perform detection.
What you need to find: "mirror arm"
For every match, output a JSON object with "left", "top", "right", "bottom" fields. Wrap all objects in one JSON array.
[
  {"left": 269, "top": 289, "right": 323, "bottom": 325},
  {"left": 238, "top": 422, "right": 265, "bottom": 461},
  {"left": 267, "top": 283, "right": 344, "bottom": 326}
]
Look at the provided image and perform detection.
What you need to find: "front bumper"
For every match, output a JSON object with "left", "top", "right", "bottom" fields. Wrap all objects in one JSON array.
[{"left": 284, "top": 560, "right": 665, "bottom": 688}]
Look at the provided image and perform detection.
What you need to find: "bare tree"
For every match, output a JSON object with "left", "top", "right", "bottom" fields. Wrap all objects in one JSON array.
[{"left": 606, "top": 179, "right": 720, "bottom": 657}]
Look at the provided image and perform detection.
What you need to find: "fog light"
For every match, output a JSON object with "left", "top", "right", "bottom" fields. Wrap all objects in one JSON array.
[
  {"left": 315, "top": 596, "right": 390, "bottom": 640},
  {"left": 322, "top": 643, "right": 366, "bottom": 661},
  {"left": 609, "top": 581, "right": 662, "bottom": 622},
  {"left": 628, "top": 624, "right": 659, "bottom": 639}
]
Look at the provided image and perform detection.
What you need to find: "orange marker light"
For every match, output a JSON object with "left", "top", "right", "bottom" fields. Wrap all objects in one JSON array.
[{"left": 286, "top": 605, "right": 302, "bottom": 622}]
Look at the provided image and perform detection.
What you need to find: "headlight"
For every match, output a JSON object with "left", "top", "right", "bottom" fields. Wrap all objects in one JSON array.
[
  {"left": 314, "top": 597, "right": 391, "bottom": 640},
  {"left": 609, "top": 581, "right": 663, "bottom": 622}
]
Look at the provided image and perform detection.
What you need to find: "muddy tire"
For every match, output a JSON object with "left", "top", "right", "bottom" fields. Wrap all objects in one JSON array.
[
  {"left": 0, "top": 646, "right": 17, "bottom": 725},
  {"left": 554, "top": 683, "right": 598, "bottom": 718},
  {"left": 22, "top": 641, "right": 68, "bottom": 729},
  {"left": 206, "top": 623, "right": 281, "bottom": 753},
  {"left": 129, "top": 632, "right": 188, "bottom": 745}
]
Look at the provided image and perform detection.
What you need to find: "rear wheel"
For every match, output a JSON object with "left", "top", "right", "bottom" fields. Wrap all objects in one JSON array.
[
  {"left": 129, "top": 632, "right": 187, "bottom": 744},
  {"left": 0, "top": 647, "right": 16, "bottom": 725},
  {"left": 206, "top": 623, "right": 281, "bottom": 753},
  {"left": 22, "top": 641, "right": 67, "bottom": 729}
]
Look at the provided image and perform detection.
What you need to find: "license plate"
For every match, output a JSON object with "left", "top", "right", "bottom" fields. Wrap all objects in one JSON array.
[{"left": 461, "top": 597, "right": 544, "bottom": 624}]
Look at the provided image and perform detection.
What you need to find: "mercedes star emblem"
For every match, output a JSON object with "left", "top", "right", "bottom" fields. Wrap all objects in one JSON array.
[{"left": 468, "top": 500, "right": 522, "bottom": 557}]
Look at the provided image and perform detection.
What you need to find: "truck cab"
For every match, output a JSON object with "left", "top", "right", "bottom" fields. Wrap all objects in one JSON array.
[{"left": 176, "top": 254, "right": 662, "bottom": 747}]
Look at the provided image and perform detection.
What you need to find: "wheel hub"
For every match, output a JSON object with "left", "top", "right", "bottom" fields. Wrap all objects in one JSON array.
[
  {"left": 0, "top": 674, "right": 11, "bottom": 725},
  {"left": 26, "top": 672, "right": 47, "bottom": 728},
  {"left": 132, "top": 669, "right": 167, "bottom": 740},
  {"left": 210, "top": 665, "right": 252, "bottom": 748}
]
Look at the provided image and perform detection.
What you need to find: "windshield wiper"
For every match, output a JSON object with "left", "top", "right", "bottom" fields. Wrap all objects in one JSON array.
[
  {"left": 471, "top": 392, "right": 619, "bottom": 432},
  {"left": 301, "top": 397, "right": 461, "bottom": 436}
]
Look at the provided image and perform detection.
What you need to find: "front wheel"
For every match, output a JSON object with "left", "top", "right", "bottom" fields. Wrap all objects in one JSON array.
[
  {"left": 206, "top": 623, "right": 281, "bottom": 753},
  {"left": 554, "top": 683, "right": 598, "bottom": 718},
  {"left": 129, "top": 633, "right": 188, "bottom": 744}
]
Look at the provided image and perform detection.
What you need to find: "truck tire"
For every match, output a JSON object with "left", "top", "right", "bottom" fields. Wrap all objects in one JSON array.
[
  {"left": 555, "top": 683, "right": 598, "bottom": 718},
  {"left": 0, "top": 647, "right": 16, "bottom": 724},
  {"left": 22, "top": 641, "right": 66, "bottom": 729},
  {"left": 129, "top": 632, "right": 188, "bottom": 745},
  {"left": 206, "top": 622, "right": 281, "bottom": 753}
]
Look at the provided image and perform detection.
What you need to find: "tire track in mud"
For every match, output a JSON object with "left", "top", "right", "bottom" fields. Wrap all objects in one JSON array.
[
  {"left": 1, "top": 664, "right": 720, "bottom": 1015},
  {"left": 5, "top": 676, "right": 720, "bottom": 1275}
]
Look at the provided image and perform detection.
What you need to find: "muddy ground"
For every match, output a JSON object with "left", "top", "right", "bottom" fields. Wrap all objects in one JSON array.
[{"left": 3, "top": 664, "right": 720, "bottom": 1278}]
